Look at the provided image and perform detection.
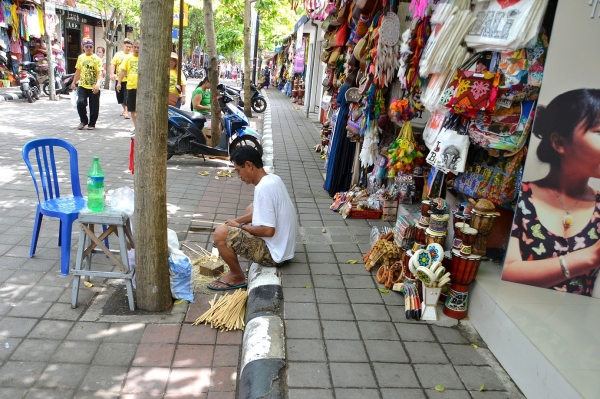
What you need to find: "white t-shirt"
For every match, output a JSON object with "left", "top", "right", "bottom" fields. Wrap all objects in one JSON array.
[{"left": 252, "top": 174, "right": 297, "bottom": 263}]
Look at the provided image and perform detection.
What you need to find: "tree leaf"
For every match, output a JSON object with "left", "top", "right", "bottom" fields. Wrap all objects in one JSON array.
[
  {"left": 471, "top": 343, "right": 478, "bottom": 349},
  {"left": 378, "top": 288, "right": 390, "bottom": 294},
  {"left": 347, "top": 259, "right": 358, "bottom": 264},
  {"left": 305, "top": 286, "right": 312, "bottom": 289},
  {"left": 479, "top": 384, "right": 485, "bottom": 392},
  {"left": 434, "top": 385, "right": 445, "bottom": 392}
]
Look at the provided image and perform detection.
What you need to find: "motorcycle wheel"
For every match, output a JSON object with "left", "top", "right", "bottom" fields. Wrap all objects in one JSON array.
[
  {"left": 43, "top": 81, "right": 50, "bottom": 96},
  {"left": 252, "top": 97, "right": 267, "bottom": 113},
  {"left": 229, "top": 135, "right": 263, "bottom": 157},
  {"left": 25, "top": 90, "right": 34, "bottom": 103},
  {"left": 33, "top": 87, "right": 40, "bottom": 100}
]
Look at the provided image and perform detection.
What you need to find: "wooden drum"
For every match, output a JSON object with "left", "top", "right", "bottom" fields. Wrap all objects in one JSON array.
[
  {"left": 425, "top": 231, "right": 446, "bottom": 246},
  {"left": 470, "top": 212, "right": 497, "bottom": 236},
  {"left": 421, "top": 200, "right": 432, "bottom": 216},
  {"left": 414, "top": 225, "right": 427, "bottom": 243},
  {"left": 443, "top": 250, "right": 482, "bottom": 319}
]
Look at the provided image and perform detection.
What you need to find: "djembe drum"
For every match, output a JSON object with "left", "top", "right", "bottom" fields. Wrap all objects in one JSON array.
[
  {"left": 471, "top": 211, "right": 498, "bottom": 256},
  {"left": 443, "top": 249, "right": 482, "bottom": 319}
]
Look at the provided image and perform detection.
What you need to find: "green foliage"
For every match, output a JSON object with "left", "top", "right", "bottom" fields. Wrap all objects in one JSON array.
[{"left": 182, "top": 0, "right": 297, "bottom": 61}]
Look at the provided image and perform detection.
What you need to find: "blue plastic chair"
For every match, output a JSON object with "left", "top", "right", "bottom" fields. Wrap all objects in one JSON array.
[{"left": 22, "top": 138, "right": 87, "bottom": 276}]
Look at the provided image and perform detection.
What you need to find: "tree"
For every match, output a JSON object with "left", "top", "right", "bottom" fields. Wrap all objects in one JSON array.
[
  {"left": 134, "top": 0, "right": 174, "bottom": 311},
  {"left": 242, "top": 0, "right": 252, "bottom": 117},
  {"left": 204, "top": 0, "right": 220, "bottom": 145}
]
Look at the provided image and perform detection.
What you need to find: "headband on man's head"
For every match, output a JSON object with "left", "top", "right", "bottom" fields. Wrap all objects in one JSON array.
[{"left": 82, "top": 40, "right": 94, "bottom": 46}]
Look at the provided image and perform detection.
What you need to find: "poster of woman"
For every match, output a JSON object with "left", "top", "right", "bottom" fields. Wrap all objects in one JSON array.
[{"left": 501, "top": 1, "right": 600, "bottom": 297}]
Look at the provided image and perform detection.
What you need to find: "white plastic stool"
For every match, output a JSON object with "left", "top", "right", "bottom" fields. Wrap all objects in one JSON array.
[{"left": 72, "top": 209, "right": 136, "bottom": 310}]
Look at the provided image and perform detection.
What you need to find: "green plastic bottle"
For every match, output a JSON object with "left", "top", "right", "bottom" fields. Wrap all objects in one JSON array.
[{"left": 87, "top": 156, "right": 105, "bottom": 212}]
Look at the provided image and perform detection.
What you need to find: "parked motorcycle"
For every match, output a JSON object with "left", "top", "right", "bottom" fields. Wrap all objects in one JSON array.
[
  {"left": 17, "top": 61, "right": 41, "bottom": 103},
  {"left": 167, "top": 90, "right": 262, "bottom": 160},
  {"left": 43, "top": 72, "right": 74, "bottom": 96},
  {"left": 218, "top": 83, "right": 267, "bottom": 113}
]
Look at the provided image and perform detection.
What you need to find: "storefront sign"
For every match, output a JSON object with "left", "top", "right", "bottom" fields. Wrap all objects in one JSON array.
[
  {"left": 45, "top": 1, "right": 55, "bottom": 15},
  {"left": 83, "top": 24, "right": 92, "bottom": 38},
  {"left": 173, "top": 4, "right": 189, "bottom": 27},
  {"left": 66, "top": 20, "right": 80, "bottom": 30},
  {"left": 501, "top": 2, "right": 600, "bottom": 298}
]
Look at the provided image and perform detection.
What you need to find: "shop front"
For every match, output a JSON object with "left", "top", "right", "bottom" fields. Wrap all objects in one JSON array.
[{"left": 294, "top": 0, "right": 600, "bottom": 397}]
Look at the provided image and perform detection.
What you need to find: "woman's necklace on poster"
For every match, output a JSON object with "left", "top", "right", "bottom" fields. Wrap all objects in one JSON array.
[{"left": 551, "top": 189, "right": 581, "bottom": 229}]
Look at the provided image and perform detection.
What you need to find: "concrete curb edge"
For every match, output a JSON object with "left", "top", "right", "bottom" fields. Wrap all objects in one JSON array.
[{"left": 238, "top": 94, "right": 286, "bottom": 399}]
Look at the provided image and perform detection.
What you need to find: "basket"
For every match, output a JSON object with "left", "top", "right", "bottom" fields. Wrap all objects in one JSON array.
[{"left": 351, "top": 206, "right": 383, "bottom": 219}]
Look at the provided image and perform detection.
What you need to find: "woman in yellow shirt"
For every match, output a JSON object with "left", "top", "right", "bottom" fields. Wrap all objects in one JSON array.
[{"left": 169, "top": 52, "right": 186, "bottom": 108}]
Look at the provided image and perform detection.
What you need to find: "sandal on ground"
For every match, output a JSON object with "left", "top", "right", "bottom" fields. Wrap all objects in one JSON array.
[
  {"left": 207, "top": 278, "right": 248, "bottom": 291},
  {"left": 87, "top": 126, "right": 96, "bottom": 130},
  {"left": 124, "top": 114, "right": 130, "bottom": 119},
  {"left": 120, "top": 112, "right": 126, "bottom": 116},
  {"left": 78, "top": 123, "right": 86, "bottom": 130}
]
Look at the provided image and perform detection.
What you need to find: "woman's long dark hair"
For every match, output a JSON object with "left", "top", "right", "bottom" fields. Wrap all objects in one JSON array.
[
  {"left": 534, "top": 89, "right": 600, "bottom": 166},
  {"left": 195, "top": 70, "right": 210, "bottom": 89}
]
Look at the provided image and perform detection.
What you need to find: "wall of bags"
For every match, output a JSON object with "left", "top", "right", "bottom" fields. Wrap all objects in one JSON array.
[{"left": 316, "top": 0, "right": 557, "bottom": 255}]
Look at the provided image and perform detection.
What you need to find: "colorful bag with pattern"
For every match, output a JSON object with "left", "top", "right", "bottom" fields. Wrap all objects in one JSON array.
[
  {"left": 454, "top": 146, "right": 527, "bottom": 206},
  {"left": 447, "top": 70, "right": 501, "bottom": 117}
]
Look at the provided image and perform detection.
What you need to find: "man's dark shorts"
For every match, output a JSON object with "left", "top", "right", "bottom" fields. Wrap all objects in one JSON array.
[
  {"left": 116, "top": 81, "right": 127, "bottom": 104},
  {"left": 225, "top": 226, "right": 278, "bottom": 266},
  {"left": 127, "top": 89, "right": 137, "bottom": 112}
]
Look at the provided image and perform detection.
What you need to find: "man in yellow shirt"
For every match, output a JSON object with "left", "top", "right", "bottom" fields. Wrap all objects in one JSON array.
[
  {"left": 110, "top": 38, "right": 133, "bottom": 118},
  {"left": 117, "top": 40, "right": 139, "bottom": 131},
  {"left": 70, "top": 37, "right": 103, "bottom": 130}
]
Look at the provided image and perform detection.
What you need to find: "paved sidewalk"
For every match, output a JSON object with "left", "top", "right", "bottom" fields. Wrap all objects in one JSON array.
[
  {"left": 0, "top": 83, "right": 245, "bottom": 398},
  {"left": 0, "top": 82, "right": 523, "bottom": 399},
  {"left": 266, "top": 89, "right": 524, "bottom": 399}
]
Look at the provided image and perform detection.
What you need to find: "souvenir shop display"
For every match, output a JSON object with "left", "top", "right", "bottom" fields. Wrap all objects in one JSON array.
[{"left": 311, "top": 0, "right": 554, "bottom": 322}]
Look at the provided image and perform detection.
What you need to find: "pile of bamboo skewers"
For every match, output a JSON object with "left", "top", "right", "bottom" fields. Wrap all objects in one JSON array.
[{"left": 192, "top": 289, "right": 248, "bottom": 331}]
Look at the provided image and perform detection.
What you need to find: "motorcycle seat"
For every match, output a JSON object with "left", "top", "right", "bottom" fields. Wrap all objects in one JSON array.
[{"left": 176, "top": 108, "right": 207, "bottom": 124}]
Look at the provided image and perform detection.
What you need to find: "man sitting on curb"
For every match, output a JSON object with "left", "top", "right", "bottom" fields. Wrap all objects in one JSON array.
[{"left": 208, "top": 145, "right": 297, "bottom": 290}]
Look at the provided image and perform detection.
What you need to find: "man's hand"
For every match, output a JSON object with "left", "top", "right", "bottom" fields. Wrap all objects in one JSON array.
[
  {"left": 92, "top": 84, "right": 100, "bottom": 94},
  {"left": 116, "top": 83, "right": 121, "bottom": 93},
  {"left": 111, "top": 73, "right": 116, "bottom": 81},
  {"left": 224, "top": 219, "right": 239, "bottom": 228},
  {"left": 70, "top": 83, "right": 76, "bottom": 90}
]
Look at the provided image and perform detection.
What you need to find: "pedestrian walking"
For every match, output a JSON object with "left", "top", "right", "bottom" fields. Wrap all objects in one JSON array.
[
  {"left": 110, "top": 39, "right": 133, "bottom": 118},
  {"left": 117, "top": 41, "right": 139, "bottom": 132},
  {"left": 70, "top": 37, "right": 103, "bottom": 130},
  {"left": 226, "top": 62, "right": 232, "bottom": 79},
  {"left": 169, "top": 52, "right": 187, "bottom": 108}
]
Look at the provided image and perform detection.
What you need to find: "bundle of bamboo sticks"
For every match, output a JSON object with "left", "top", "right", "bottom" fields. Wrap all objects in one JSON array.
[{"left": 192, "top": 289, "right": 248, "bottom": 331}]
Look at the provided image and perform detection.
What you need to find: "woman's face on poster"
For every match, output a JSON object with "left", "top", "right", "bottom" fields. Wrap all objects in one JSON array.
[{"left": 557, "top": 119, "right": 600, "bottom": 178}]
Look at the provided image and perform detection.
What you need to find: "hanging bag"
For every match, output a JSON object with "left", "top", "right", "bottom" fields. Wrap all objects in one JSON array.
[
  {"left": 426, "top": 114, "right": 470, "bottom": 174},
  {"left": 468, "top": 100, "right": 536, "bottom": 154},
  {"left": 454, "top": 146, "right": 527, "bottom": 206},
  {"left": 447, "top": 69, "right": 501, "bottom": 117}
]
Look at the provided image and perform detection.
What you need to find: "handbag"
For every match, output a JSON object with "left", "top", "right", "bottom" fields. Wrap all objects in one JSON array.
[
  {"left": 454, "top": 146, "right": 527, "bottom": 206},
  {"left": 423, "top": 109, "right": 448, "bottom": 151},
  {"left": 328, "top": 47, "right": 341, "bottom": 68},
  {"left": 356, "top": 0, "right": 379, "bottom": 15},
  {"left": 468, "top": 100, "right": 536, "bottom": 154},
  {"left": 447, "top": 69, "right": 501, "bottom": 117},
  {"left": 168, "top": 92, "right": 180, "bottom": 106},
  {"left": 426, "top": 114, "right": 470, "bottom": 174},
  {"left": 345, "top": 87, "right": 362, "bottom": 102}
]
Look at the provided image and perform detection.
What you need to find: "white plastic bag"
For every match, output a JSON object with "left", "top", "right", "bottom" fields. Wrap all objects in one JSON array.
[
  {"left": 167, "top": 229, "right": 195, "bottom": 302},
  {"left": 70, "top": 90, "right": 78, "bottom": 109}
]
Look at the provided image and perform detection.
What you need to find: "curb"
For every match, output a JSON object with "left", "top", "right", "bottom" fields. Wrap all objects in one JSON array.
[
  {"left": 0, "top": 91, "right": 24, "bottom": 102},
  {"left": 238, "top": 94, "right": 286, "bottom": 399}
]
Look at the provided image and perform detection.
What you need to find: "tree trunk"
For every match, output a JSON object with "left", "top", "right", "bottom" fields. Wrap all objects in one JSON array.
[
  {"left": 104, "top": 43, "right": 114, "bottom": 90},
  {"left": 203, "top": 0, "right": 220, "bottom": 146},
  {"left": 135, "top": 0, "right": 174, "bottom": 312},
  {"left": 243, "top": 0, "right": 252, "bottom": 117}
]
